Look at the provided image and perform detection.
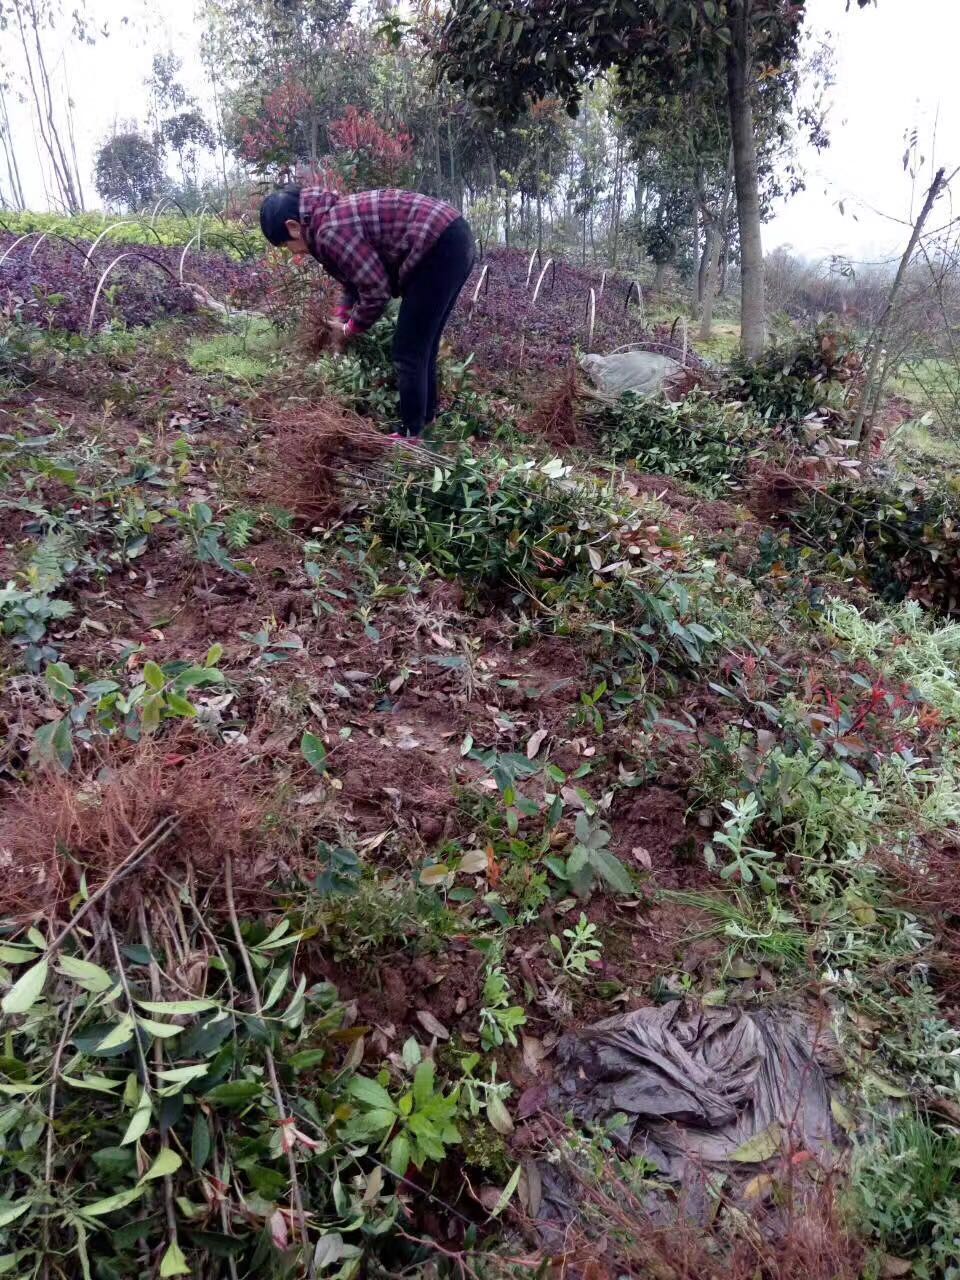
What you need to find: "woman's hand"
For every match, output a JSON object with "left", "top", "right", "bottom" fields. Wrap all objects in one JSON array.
[{"left": 327, "top": 317, "right": 352, "bottom": 355}]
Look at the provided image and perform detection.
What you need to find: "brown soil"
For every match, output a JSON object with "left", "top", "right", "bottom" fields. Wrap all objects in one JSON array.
[
  {"left": 332, "top": 701, "right": 487, "bottom": 842},
  {"left": 322, "top": 942, "right": 485, "bottom": 1037},
  {"left": 610, "top": 784, "right": 708, "bottom": 890}
]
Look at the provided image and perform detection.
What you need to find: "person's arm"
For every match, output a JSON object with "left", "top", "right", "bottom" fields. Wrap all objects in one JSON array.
[{"left": 317, "top": 228, "right": 391, "bottom": 335}]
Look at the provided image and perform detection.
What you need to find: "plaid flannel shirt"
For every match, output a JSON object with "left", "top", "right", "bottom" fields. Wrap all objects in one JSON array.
[{"left": 300, "top": 188, "right": 460, "bottom": 334}]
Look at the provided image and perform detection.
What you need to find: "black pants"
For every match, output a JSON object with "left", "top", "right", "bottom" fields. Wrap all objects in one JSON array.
[{"left": 394, "top": 217, "right": 475, "bottom": 436}]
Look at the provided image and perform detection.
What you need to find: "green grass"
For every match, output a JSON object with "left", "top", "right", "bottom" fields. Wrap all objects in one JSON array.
[
  {"left": 889, "top": 418, "right": 960, "bottom": 470},
  {"left": 889, "top": 357, "right": 960, "bottom": 415},
  {"left": 853, "top": 1110, "right": 960, "bottom": 1273},
  {"left": 695, "top": 320, "right": 741, "bottom": 363},
  {"left": 187, "top": 316, "right": 283, "bottom": 381}
]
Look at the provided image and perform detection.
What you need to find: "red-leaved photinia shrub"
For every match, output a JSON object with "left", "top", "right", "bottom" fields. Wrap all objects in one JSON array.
[
  {"left": 238, "top": 77, "right": 314, "bottom": 176},
  {"left": 295, "top": 163, "right": 343, "bottom": 192},
  {"left": 327, "top": 107, "right": 413, "bottom": 190}
]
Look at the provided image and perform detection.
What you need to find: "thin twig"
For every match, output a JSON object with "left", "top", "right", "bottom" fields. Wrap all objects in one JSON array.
[
  {"left": 138, "top": 905, "right": 180, "bottom": 1259},
  {"left": 41, "top": 995, "right": 76, "bottom": 1278},
  {"left": 211, "top": 1135, "right": 241, "bottom": 1280},
  {"left": 224, "top": 855, "right": 315, "bottom": 1277},
  {"left": 108, "top": 919, "right": 150, "bottom": 1089}
]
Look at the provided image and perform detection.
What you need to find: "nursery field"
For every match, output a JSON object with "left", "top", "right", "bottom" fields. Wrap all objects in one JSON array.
[{"left": 2, "top": 220, "right": 960, "bottom": 1280}]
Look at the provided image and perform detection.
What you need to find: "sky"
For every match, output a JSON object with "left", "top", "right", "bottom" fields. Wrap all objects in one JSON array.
[{"left": 1, "top": 0, "right": 957, "bottom": 265}]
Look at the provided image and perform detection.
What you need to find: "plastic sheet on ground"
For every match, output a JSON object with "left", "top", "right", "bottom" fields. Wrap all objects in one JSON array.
[
  {"left": 549, "top": 1000, "right": 839, "bottom": 1178},
  {"left": 579, "top": 349, "right": 684, "bottom": 398}
]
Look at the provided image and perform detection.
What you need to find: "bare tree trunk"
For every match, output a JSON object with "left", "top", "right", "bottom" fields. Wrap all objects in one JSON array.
[
  {"left": 698, "top": 242, "right": 710, "bottom": 302},
  {"left": 535, "top": 135, "right": 543, "bottom": 254},
  {"left": 210, "top": 71, "right": 231, "bottom": 205},
  {"left": 610, "top": 138, "right": 623, "bottom": 268},
  {"left": 309, "top": 111, "right": 320, "bottom": 166},
  {"left": 854, "top": 165, "right": 949, "bottom": 449},
  {"left": 0, "top": 87, "right": 25, "bottom": 210},
  {"left": 653, "top": 260, "right": 666, "bottom": 295},
  {"left": 433, "top": 123, "right": 443, "bottom": 197},
  {"left": 699, "top": 148, "right": 735, "bottom": 342},
  {"left": 446, "top": 115, "right": 459, "bottom": 207},
  {"left": 63, "top": 69, "right": 85, "bottom": 210},
  {"left": 726, "top": 0, "right": 766, "bottom": 359},
  {"left": 16, "top": 0, "right": 81, "bottom": 212},
  {"left": 690, "top": 181, "right": 701, "bottom": 310}
]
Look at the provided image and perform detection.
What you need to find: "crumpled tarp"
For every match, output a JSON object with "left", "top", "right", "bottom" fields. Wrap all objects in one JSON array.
[
  {"left": 550, "top": 1000, "right": 838, "bottom": 1178},
  {"left": 579, "top": 350, "right": 684, "bottom": 398}
]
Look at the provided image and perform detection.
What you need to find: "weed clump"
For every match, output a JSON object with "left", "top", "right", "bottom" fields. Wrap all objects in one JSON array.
[
  {"left": 789, "top": 480, "right": 960, "bottom": 613},
  {"left": 852, "top": 1109, "right": 960, "bottom": 1276},
  {"left": 728, "top": 325, "right": 862, "bottom": 423},
  {"left": 374, "top": 449, "right": 624, "bottom": 588}
]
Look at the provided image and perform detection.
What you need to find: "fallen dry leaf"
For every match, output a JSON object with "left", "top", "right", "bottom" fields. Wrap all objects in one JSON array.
[
  {"left": 416, "top": 1010, "right": 450, "bottom": 1040},
  {"left": 521, "top": 1034, "right": 546, "bottom": 1074},
  {"left": 459, "top": 847, "right": 488, "bottom": 874},
  {"left": 342, "top": 1036, "right": 365, "bottom": 1070}
]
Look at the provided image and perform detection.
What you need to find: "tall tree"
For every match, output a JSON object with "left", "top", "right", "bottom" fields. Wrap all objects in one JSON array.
[
  {"left": 145, "top": 54, "right": 215, "bottom": 194},
  {"left": 203, "top": 0, "right": 355, "bottom": 165},
  {"left": 435, "top": 0, "right": 807, "bottom": 356},
  {"left": 94, "top": 131, "right": 165, "bottom": 211}
]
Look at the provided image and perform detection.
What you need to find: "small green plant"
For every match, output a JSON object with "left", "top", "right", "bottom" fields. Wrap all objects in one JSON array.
[
  {"left": 574, "top": 681, "right": 608, "bottom": 734},
  {"left": 478, "top": 960, "right": 527, "bottom": 1050},
  {"left": 550, "top": 913, "right": 603, "bottom": 980},
  {"left": 458, "top": 1053, "right": 515, "bottom": 1136},
  {"left": 0, "top": 582, "right": 74, "bottom": 671},
  {"left": 171, "top": 502, "right": 245, "bottom": 575},
  {"left": 704, "top": 794, "right": 779, "bottom": 892},
  {"left": 852, "top": 1109, "right": 960, "bottom": 1278},
  {"left": 34, "top": 648, "right": 226, "bottom": 768},
  {"left": 312, "top": 842, "right": 362, "bottom": 896},
  {"left": 307, "top": 877, "right": 459, "bottom": 960},
  {"left": 546, "top": 811, "right": 633, "bottom": 898},
  {"left": 758, "top": 745, "right": 882, "bottom": 859},
  {"left": 345, "top": 1057, "right": 461, "bottom": 1176},
  {"left": 224, "top": 508, "right": 259, "bottom": 549}
]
